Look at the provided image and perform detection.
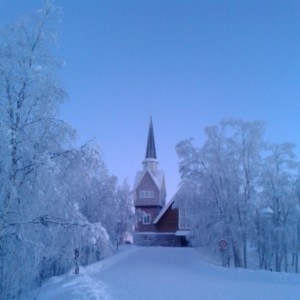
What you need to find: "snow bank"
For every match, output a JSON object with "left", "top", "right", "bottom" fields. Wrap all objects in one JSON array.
[{"left": 32, "top": 245, "right": 137, "bottom": 300}]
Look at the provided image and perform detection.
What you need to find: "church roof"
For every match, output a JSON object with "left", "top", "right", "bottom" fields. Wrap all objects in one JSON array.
[
  {"left": 133, "top": 169, "right": 165, "bottom": 191},
  {"left": 153, "top": 198, "right": 174, "bottom": 224},
  {"left": 145, "top": 117, "right": 157, "bottom": 159}
]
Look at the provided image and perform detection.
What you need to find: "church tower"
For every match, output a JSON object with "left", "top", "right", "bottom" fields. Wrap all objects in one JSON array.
[{"left": 133, "top": 117, "right": 167, "bottom": 233}]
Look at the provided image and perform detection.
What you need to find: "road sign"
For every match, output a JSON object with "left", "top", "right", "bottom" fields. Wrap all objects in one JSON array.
[{"left": 218, "top": 239, "right": 228, "bottom": 250}]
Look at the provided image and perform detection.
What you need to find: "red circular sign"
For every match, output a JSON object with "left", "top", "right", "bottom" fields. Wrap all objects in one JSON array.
[{"left": 218, "top": 239, "right": 227, "bottom": 249}]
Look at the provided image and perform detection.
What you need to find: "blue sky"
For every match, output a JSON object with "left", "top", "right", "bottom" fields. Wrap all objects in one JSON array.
[{"left": 1, "top": 0, "right": 300, "bottom": 199}]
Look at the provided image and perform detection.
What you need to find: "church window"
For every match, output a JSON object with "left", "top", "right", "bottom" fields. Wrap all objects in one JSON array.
[
  {"left": 143, "top": 213, "right": 151, "bottom": 224},
  {"left": 140, "top": 190, "right": 154, "bottom": 198}
]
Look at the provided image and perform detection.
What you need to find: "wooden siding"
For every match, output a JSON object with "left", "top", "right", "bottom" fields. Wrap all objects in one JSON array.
[
  {"left": 156, "top": 205, "right": 179, "bottom": 232},
  {"left": 135, "top": 206, "right": 161, "bottom": 232},
  {"left": 134, "top": 171, "right": 161, "bottom": 207}
]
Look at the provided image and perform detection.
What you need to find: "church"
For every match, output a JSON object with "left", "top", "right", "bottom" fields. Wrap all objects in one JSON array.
[{"left": 133, "top": 117, "right": 189, "bottom": 247}]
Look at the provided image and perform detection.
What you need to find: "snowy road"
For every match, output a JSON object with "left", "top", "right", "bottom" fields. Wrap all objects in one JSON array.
[{"left": 37, "top": 246, "right": 300, "bottom": 300}]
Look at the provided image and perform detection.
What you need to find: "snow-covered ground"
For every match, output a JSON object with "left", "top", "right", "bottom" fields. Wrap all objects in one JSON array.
[{"left": 34, "top": 246, "right": 300, "bottom": 300}]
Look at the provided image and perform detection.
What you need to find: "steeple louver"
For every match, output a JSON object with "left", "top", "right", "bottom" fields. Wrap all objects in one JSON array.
[{"left": 145, "top": 117, "right": 157, "bottom": 159}]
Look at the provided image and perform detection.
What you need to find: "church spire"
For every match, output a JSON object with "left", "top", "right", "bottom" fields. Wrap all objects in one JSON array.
[
  {"left": 145, "top": 117, "right": 157, "bottom": 159},
  {"left": 143, "top": 117, "right": 158, "bottom": 173}
]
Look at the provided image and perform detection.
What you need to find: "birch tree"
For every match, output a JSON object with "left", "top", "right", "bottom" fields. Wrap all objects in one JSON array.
[
  {"left": 259, "top": 143, "right": 298, "bottom": 271},
  {"left": 176, "top": 119, "right": 265, "bottom": 268},
  {"left": 0, "top": 4, "right": 134, "bottom": 299},
  {"left": 0, "top": 5, "right": 109, "bottom": 299},
  {"left": 0, "top": 4, "right": 71, "bottom": 298}
]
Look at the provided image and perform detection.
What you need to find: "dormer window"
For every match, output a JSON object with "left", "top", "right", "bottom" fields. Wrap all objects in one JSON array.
[{"left": 140, "top": 190, "right": 154, "bottom": 198}]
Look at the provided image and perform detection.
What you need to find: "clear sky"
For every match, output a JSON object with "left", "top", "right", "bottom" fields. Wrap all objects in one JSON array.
[{"left": 1, "top": 0, "right": 300, "bottom": 200}]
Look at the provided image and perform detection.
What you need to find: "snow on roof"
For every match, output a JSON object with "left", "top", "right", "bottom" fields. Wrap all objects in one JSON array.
[
  {"left": 133, "top": 169, "right": 165, "bottom": 191},
  {"left": 134, "top": 232, "right": 176, "bottom": 235},
  {"left": 175, "top": 230, "right": 190, "bottom": 236},
  {"left": 153, "top": 199, "right": 174, "bottom": 224},
  {"left": 133, "top": 171, "right": 143, "bottom": 190}
]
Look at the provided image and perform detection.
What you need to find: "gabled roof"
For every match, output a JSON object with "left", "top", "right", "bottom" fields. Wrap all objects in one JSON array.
[
  {"left": 153, "top": 198, "right": 174, "bottom": 224},
  {"left": 133, "top": 169, "right": 165, "bottom": 191}
]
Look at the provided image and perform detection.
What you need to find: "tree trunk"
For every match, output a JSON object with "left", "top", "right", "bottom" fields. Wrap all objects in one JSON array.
[
  {"left": 243, "top": 231, "right": 247, "bottom": 268},
  {"left": 232, "top": 240, "right": 242, "bottom": 268},
  {"left": 74, "top": 249, "right": 80, "bottom": 274}
]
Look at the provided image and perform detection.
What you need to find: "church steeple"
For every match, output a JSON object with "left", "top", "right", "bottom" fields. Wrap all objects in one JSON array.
[
  {"left": 143, "top": 117, "right": 158, "bottom": 173},
  {"left": 145, "top": 117, "right": 157, "bottom": 159}
]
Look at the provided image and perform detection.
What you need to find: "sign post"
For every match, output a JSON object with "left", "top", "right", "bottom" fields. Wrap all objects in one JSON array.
[{"left": 218, "top": 239, "right": 228, "bottom": 267}]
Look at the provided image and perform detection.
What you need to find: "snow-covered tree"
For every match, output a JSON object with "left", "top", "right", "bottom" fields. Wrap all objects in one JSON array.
[
  {"left": 258, "top": 143, "right": 298, "bottom": 271},
  {"left": 62, "top": 142, "right": 134, "bottom": 251},
  {"left": 0, "top": 5, "right": 125, "bottom": 299},
  {"left": 0, "top": 4, "right": 75, "bottom": 298},
  {"left": 176, "top": 119, "right": 265, "bottom": 268},
  {"left": 176, "top": 119, "right": 300, "bottom": 272}
]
